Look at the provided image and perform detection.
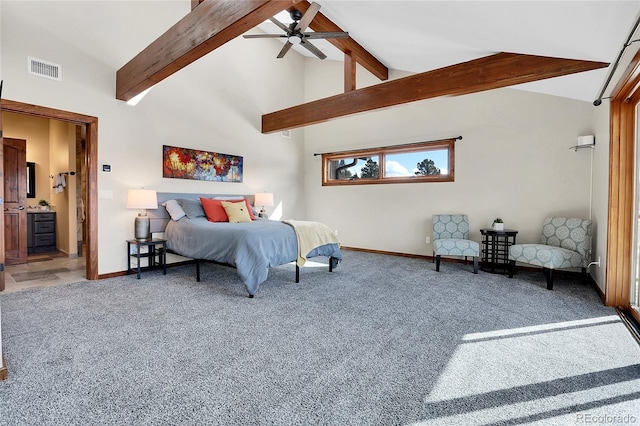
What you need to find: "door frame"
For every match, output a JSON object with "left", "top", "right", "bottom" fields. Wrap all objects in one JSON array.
[{"left": 0, "top": 99, "right": 98, "bottom": 281}]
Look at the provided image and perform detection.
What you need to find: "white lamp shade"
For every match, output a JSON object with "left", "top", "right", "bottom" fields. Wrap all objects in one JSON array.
[
  {"left": 127, "top": 189, "right": 158, "bottom": 210},
  {"left": 254, "top": 193, "right": 274, "bottom": 207}
]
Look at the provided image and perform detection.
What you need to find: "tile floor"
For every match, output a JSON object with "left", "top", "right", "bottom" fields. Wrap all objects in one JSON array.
[{"left": 3, "top": 252, "right": 86, "bottom": 294}]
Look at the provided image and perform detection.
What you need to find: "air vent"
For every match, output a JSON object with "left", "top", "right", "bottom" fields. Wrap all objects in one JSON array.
[
  {"left": 27, "top": 57, "right": 62, "bottom": 81},
  {"left": 281, "top": 130, "right": 291, "bottom": 138}
]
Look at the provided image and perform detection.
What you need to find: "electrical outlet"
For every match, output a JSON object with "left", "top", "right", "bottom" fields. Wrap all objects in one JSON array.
[
  {"left": 334, "top": 229, "right": 338, "bottom": 236},
  {"left": 425, "top": 237, "right": 430, "bottom": 244}
]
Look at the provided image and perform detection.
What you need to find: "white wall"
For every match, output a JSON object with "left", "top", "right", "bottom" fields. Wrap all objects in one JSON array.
[
  {"left": 1, "top": 1, "right": 306, "bottom": 274},
  {"left": 303, "top": 59, "right": 597, "bottom": 264}
]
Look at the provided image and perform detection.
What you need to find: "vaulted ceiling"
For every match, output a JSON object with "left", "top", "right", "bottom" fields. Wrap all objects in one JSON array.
[{"left": 114, "top": 1, "right": 638, "bottom": 132}]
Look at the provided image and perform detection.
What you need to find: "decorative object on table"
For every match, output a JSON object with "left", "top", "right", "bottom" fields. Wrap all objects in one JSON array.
[
  {"left": 508, "top": 217, "right": 592, "bottom": 290},
  {"left": 38, "top": 199, "right": 50, "bottom": 211},
  {"left": 254, "top": 192, "right": 274, "bottom": 218},
  {"left": 492, "top": 217, "right": 504, "bottom": 231},
  {"left": 162, "top": 145, "right": 243, "bottom": 183},
  {"left": 127, "top": 189, "right": 158, "bottom": 241},
  {"left": 432, "top": 214, "right": 479, "bottom": 274}
]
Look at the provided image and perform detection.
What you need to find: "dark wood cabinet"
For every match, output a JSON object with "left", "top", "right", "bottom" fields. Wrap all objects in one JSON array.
[{"left": 27, "top": 212, "right": 57, "bottom": 254}]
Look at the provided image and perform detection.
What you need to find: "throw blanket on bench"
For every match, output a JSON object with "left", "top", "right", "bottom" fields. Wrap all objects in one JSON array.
[{"left": 284, "top": 220, "right": 340, "bottom": 267}]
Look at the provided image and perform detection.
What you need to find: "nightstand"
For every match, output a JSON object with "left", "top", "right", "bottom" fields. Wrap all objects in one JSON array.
[
  {"left": 480, "top": 228, "right": 518, "bottom": 274},
  {"left": 127, "top": 239, "right": 167, "bottom": 279}
]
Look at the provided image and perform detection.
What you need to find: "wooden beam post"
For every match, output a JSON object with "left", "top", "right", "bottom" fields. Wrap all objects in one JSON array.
[
  {"left": 262, "top": 53, "right": 609, "bottom": 133},
  {"left": 344, "top": 52, "right": 356, "bottom": 92},
  {"left": 116, "top": 0, "right": 302, "bottom": 102}
]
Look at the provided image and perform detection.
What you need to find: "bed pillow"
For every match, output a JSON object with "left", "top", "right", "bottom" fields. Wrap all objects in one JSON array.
[
  {"left": 200, "top": 198, "right": 229, "bottom": 222},
  {"left": 221, "top": 201, "right": 252, "bottom": 223},
  {"left": 176, "top": 198, "right": 206, "bottom": 219},
  {"left": 162, "top": 199, "right": 186, "bottom": 221},
  {"left": 218, "top": 197, "right": 257, "bottom": 220},
  {"left": 201, "top": 197, "right": 256, "bottom": 222}
]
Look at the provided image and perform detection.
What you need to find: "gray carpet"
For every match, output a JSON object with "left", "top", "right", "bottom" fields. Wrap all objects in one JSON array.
[{"left": 1, "top": 251, "right": 639, "bottom": 425}]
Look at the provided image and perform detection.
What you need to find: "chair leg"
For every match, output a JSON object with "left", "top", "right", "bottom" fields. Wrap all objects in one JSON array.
[
  {"left": 581, "top": 267, "right": 589, "bottom": 284},
  {"left": 432, "top": 251, "right": 435, "bottom": 263},
  {"left": 473, "top": 257, "right": 478, "bottom": 274},
  {"left": 464, "top": 256, "right": 468, "bottom": 265},
  {"left": 508, "top": 260, "right": 515, "bottom": 278},
  {"left": 436, "top": 255, "right": 441, "bottom": 272},
  {"left": 543, "top": 268, "right": 554, "bottom": 290}
]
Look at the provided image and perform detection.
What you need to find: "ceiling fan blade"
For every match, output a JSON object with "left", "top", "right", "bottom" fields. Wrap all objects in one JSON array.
[
  {"left": 277, "top": 41, "right": 294, "bottom": 58},
  {"left": 243, "top": 34, "right": 287, "bottom": 39},
  {"left": 269, "top": 17, "right": 290, "bottom": 33},
  {"left": 303, "top": 32, "right": 349, "bottom": 40},
  {"left": 300, "top": 39, "right": 326, "bottom": 60},
  {"left": 295, "top": 2, "right": 321, "bottom": 32}
]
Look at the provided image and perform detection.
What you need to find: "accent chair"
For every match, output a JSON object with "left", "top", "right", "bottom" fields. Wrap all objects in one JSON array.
[
  {"left": 432, "top": 214, "right": 479, "bottom": 274},
  {"left": 508, "top": 217, "right": 592, "bottom": 290}
]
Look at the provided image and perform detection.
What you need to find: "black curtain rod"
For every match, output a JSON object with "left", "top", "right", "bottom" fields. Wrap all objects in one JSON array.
[
  {"left": 313, "top": 136, "right": 462, "bottom": 157},
  {"left": 593, "top": 13, "right": 640, "bottom": 106}
]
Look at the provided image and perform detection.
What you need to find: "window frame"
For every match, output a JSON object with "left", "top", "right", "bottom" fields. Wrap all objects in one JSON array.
[{"left": 321, "top": 138, "right": 456, "bottom": 186}]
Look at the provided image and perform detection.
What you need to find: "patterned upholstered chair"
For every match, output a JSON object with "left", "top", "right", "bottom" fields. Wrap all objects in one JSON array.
[
  {"left": 508, "top": 217, "right": 592, "bottom": 290},
  {"left": 432, "top": 214, "right": 479, "bottom": 274}
]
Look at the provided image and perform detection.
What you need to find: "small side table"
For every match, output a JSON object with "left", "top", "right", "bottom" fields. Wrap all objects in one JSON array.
[
  {"left": 127, "top": 239, "right": 167, "bottom": 279},
  {"left": 480, "top": 228, "right": 518, "bottom": 274}
]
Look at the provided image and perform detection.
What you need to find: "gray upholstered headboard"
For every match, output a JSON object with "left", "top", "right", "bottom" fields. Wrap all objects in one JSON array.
[{"left": 149, "top": 192, "right": 255, "bottom": 233}]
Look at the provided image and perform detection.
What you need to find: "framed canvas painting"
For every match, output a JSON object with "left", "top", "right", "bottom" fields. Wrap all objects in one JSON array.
[{"left": 162, "top": 145, "right": 243, "bottom": 183}]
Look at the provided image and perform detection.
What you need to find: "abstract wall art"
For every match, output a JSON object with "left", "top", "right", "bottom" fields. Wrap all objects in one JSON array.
[{"left": 162, "top": 145, "right": 243, "bottom": 183}]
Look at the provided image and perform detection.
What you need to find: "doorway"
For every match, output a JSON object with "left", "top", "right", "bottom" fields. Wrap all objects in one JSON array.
[{"left": 0, "top": 99, "right": 98, "bottom": 288}]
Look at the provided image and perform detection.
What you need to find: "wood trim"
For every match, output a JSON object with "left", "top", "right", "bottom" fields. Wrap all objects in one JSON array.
[
  {"left": 321, "top": 138, "right": 456, "bottom": 186},
  {"left": 262, "top": 53, "right": 609, "bottom": 133},
  {"left": 0, "top": 106, "right": 4, "bottom": 292},
  {"left": 116, "top": 0, "right": 303, "bottom": 102},
  {"left": 0, "top": 355, "right": 7, "bottom": 381},
  {"left": 0, "top": 99, "right": 99, "bottom": 281},
  {"left": 291, "top": 1, "right": 388, "bottom": 82},
  {"left": 606, "top": 49, "right": 640, "bottom": 308}
]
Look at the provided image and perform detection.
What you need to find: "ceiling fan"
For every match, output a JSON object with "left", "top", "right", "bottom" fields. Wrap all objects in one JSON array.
[{"left": 243, "top": 2, "right": 349, "bottom": 60}]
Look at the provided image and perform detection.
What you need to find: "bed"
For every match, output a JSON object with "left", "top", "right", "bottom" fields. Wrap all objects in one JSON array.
[{"left": 150, "top": 193, "right": 342, "bottom": 297}]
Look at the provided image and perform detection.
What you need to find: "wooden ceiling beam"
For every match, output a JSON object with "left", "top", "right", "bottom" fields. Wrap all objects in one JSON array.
[
  {"left": 262, "top": 53, "right": 609, "bottom": 133},
  {"left": 291, "top": 1, "right": 388, "bottom": 81},
  {"left": 116, "top": 0, "right": 302, "bottom": 102}
]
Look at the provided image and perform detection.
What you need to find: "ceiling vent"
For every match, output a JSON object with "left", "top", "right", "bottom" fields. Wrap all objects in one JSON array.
[{"left": 27, "top": 57, "right": 62, "bottom": 81}]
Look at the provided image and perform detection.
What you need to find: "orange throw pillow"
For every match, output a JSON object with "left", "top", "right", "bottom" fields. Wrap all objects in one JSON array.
[{"left": 200, "top": 198, "right": 256, "bottom": 222}]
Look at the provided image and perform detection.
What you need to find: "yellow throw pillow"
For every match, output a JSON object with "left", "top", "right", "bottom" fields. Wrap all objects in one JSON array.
[{"left": 221, "top": 201, "right": 252, "bottom": 223}]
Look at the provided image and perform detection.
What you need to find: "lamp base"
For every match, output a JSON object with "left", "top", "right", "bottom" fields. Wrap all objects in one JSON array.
[
  {"left": 258, "top": 209, "right": 268, "bottom": 219},
  {"left": 134, "top": 215, "right": 151, "bottom": 241}
]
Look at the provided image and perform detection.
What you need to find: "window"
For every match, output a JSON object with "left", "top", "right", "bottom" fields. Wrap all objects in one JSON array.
[{"left": 322, "top": 138, "right": 456, "bottom": 186}]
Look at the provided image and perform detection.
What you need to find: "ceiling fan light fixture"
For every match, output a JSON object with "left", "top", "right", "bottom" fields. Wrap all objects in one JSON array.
[{"left": 288, "top": 35, "right": 302, "bottom": 45}]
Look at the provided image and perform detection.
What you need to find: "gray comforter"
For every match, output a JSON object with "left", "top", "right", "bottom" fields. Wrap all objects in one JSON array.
[{"left": 164, "top": 217, "right": 342, "bottom": 296}]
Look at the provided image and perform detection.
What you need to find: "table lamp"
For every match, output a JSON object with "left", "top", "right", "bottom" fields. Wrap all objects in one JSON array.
[
  {"left": 127, "top": 189, "right": 158, "bottom": 241},
  {"left": 254, "top": 192, "right": 274, "bottom": 218}
]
